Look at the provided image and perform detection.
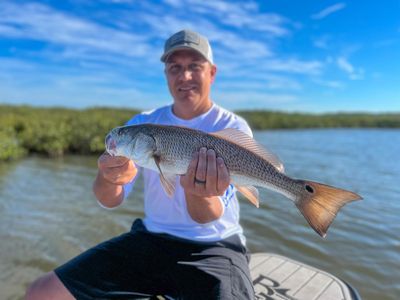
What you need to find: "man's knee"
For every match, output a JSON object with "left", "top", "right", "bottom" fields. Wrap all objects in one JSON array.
[{"left": 25, "top": 271, "right": 74, "bottom": 300}]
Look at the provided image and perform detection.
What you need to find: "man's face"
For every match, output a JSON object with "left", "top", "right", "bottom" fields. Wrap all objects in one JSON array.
[{"left": 164, "top": 49, "right": 216, "bottom": 105}]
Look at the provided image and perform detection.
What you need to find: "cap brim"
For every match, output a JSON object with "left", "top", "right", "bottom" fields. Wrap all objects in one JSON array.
[{"left": 160, "top": 45, "right": 212, "bottom": 64}]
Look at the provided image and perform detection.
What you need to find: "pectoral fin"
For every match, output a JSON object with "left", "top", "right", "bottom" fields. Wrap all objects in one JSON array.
[
  {"left": 159, "top": 173, "right": 176, "bottom": 197},
  {"left": 235, "top": 185, "right": 260, "bottom": 208},
  {"left": 154, "top": 155, "right": 176, "bottom": 197}
]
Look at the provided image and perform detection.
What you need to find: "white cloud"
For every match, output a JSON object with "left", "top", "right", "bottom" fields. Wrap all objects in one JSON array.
[
  {"left": 313, "top": 79, "right": 344, "bottom": 89},
  {"left": 0, "top": 83, "right": 144, "bottom": 108},
  {"left": 313, "top": 35, "right": 331, "bottom": 49},
  {"left": 349, "top": 71, "right": 364, "bottom": 80},
  {"left": 140, "top": 14, "right": 274, "bottom": 60},
  {"left": 162, "top": 0, "right": 291, "bottom": 36},
  {"left": 108, "top": 0, "right": 135, "bottom": 3},
  {"left": 217, "top": 74, "right": 302, "bottom": 91},
  {"left": 263, "top": 75, "right": 302, "bottom": 90},
  {"left": 0, "top": 57, "right": 36, "bottom": 72},
  {"left": 215, "top": 56, "right": 323, "bottom": 85},
  {"left": 0, "top": 2, "right": 151, "bottom": 58},
  {"left": 0, "top": 56, "right": 166, "bottom": 108},
  {"left": 337, "top": 57, "right": 364, "bottom": 80},
  {"left": 262, "top": 59, "right": 323, "bottom": 75},
  {"left": 337, "top": 57, "right": 354, "bottom": 73},
  {"left": 2, "top": 0, "right": 374, "bottom": 111},
  {"left": 311, "top": 3, "right": 346, "bottom": 20}
]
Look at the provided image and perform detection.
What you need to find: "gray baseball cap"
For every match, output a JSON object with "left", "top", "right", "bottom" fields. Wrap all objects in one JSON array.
[{"left": 160, "top": 29, "right": 214, "bottom": 65}]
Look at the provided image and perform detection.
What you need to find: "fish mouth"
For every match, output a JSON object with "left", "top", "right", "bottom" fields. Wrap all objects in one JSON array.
[{"left": 105, "top": 134, "right": 117, "bottom": 156}]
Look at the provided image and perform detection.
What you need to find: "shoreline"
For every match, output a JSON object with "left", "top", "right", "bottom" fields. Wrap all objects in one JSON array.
[{"left": 1, "top": 104, "right": 399, "bottom": 161}]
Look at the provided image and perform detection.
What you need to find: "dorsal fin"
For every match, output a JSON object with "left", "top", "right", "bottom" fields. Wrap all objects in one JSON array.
[{"left": 210, "top": 128, "right": 284, "bottom": 173}]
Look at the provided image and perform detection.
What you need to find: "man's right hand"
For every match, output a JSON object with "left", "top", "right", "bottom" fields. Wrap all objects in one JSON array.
[
  {"left": 93, "top": 153, "right": 138, "bottom": 208},
  {"left": 97, "top": 153, "right": 137, "bottom": 186}
]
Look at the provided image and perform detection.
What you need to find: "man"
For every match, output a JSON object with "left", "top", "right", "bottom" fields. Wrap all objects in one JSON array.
[{"left": 26, "top": 29, "right": 255, "bottom": 299}]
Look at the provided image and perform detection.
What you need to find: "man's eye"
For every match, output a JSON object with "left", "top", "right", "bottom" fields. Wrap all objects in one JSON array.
[
  {"left": 189, "top": 64, "right": 201, "bottom": 71},
  {"left": 168, "top": 65, "right": 181, "bottom": 74}
]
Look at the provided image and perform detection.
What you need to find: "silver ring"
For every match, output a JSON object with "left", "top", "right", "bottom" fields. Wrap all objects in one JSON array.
[{"left": 194, "top": 178, "right": 206, "bottom": 185}]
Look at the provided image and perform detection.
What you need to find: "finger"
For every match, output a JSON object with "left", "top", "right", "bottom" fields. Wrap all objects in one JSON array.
[
  {"left": 181, "top": 151, "right": 199, "bottom": 188},
  {"left": 103, "top": 170, "right": 130, "bottom": 185},
  {"left": 113, "top": 173, "right": 131, "bottom": 185},
  {"left": 117, "top": 159, "right": 134, "bottom": 173},
  {"left": 216, "top": 157, "right": 230, "bottom": 195},
  {"left": 195, "top": 147, "right": 207, "bottom": 182},
  {"left": 99, "top": 161, "right": 129, "bottom": 180},
  {"left": 98, "top": 152, "right": 110, "bottom": 167},
  {"left": 205, "top": 149, "right": 217, "bottom": 192},
  {"left": 114, "top": 160, "right": 137, "bottom": 182},
  {"left": 101, "top": 167, "right": 118, "bottom": 182},
  {"left": 99, "top": 154, "right": 129, "bottom": 168},
  {"left": 111, "top": 156, "right": 130, "bottom": 167},
  {"left": 102, "top": 159, "right": 129, "bottom": 179}
]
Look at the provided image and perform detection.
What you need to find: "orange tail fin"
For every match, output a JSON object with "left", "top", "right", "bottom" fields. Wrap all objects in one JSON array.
[{"left": 295, "top": 180, "right": 362, "bottom": 237}]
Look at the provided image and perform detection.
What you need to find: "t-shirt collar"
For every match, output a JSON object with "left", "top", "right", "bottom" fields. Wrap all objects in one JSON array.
[{"left": 167, "top": 103, "right": 216, "bottom": 127}]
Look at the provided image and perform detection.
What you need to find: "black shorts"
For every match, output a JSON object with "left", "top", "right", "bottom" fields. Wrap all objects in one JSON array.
[{"left": 55, "top": 219, "right": 254, "bottom": 299}]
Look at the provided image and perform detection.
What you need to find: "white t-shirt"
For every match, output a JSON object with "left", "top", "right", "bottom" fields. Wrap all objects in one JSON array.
[{"left": 122, "top": 103, "right": 252, "bottom": 244}]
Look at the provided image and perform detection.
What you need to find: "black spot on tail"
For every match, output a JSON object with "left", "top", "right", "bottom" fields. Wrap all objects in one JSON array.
[{"left": 305, "top": 184, "right": 314, "bottom": 193}]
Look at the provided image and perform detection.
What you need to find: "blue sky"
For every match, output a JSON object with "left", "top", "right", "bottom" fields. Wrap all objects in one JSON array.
[{"left": 1, "top": 0, "right": 399, "bottom": 112}]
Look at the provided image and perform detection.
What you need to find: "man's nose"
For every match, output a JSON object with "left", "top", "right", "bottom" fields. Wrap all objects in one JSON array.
[{"left": 180, "top": 69, "right": 193, "bottom": 80}]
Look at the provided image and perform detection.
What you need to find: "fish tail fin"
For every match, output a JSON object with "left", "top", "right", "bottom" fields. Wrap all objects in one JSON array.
[{"left": 295, "top": 180, "right": 362, "bottom": 238}]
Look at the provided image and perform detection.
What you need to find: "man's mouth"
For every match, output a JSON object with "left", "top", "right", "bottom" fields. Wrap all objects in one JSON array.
[{"left": 178, "top": 86, "right": 196, "bottom": 92}]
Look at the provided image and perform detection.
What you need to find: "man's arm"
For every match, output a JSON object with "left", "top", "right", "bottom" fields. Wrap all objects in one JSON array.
[
  {"left": 93, "top": 153, "right": 138, "bottom": 208},
  {"left": 180, "top": 147, "right": 230, "bottom": 223}
]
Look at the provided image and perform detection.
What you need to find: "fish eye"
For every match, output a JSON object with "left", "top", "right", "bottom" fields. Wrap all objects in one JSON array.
[{"left": 118, "top": 127, "right": 126, "bottom": 135}]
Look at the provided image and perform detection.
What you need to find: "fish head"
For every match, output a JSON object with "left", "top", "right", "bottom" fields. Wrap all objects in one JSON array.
[
  {"left": 105, "top": 125, "right": 156, "bottom": 164},
  {"left": 105, "top": 126, "right": 133, "bottom": 157}
]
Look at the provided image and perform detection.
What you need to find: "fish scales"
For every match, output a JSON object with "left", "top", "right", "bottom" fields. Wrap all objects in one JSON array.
[
  {"left": 142, "top": 125, "right": 311, "bottom": 202},
  {"left": 150, "top": 125, "right": 285, "bottom": 185}
]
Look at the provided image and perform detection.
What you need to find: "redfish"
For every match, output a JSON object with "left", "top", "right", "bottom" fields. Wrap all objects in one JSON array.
[{"left": 105, "top": 124, "right": 362, "bottom": 237}]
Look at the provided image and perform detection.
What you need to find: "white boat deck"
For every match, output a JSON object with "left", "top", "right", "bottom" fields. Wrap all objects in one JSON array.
[
  {"left": 149, "top": 252, "right": 360, "bottom": 300},
  {"left": 250, "top": 253, "right": 359, "bottom": 300}
]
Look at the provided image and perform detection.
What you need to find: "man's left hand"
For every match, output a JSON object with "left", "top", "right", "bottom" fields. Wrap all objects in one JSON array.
[{"left": 180, "top": 147, "right": 230, "bottom": 198}]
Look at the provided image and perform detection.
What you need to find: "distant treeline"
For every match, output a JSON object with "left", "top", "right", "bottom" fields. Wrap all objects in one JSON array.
[
  {"left": 0, "top": 105, "right": 139, "bottom": 161},
  {"left": 237, "top": 110, "right": 400, "bottom": 130},
  {"left": 1, "top": 104, "right": 399, "bottom": 161}
]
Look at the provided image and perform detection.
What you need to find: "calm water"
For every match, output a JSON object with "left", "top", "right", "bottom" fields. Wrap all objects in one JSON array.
[{"left": 0, "top": 129, "right": 399, "bottom": 300}]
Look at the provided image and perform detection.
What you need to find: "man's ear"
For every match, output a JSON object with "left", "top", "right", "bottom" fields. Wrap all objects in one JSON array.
[{"left": 210, "top": 64, "right": 217, "bottom": 84}]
